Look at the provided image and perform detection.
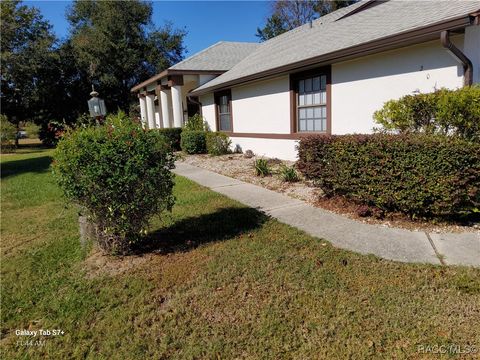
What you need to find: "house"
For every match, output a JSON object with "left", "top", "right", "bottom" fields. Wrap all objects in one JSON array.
[{"left": 132, "top": 0, "right": 480, "bottom": 160}]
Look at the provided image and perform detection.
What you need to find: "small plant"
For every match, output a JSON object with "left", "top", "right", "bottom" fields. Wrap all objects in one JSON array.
[
  {"left": 180, "top": 130, "right": 207, "bottom": 154},
  {"left": 184, "top": 114, "right": 207, "bottom": 131},
  {"left": 206, "top": 132, "right": 231, "bottom": 156},
  {"left": 254, "top": 158, "right": 271, "bottom": 177},
  {"left": 279, "top": 164, "right": 299, "bottom": 182}
]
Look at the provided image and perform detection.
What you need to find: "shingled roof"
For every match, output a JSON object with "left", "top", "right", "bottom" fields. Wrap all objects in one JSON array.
[
  {"left": 131, "top": 41, "right": 259, "bottom": 92},
  {"left": 192, "top": 0, "right": 480, "bottom": 95}
]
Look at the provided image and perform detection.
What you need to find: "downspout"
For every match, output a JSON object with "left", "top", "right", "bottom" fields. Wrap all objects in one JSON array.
[{"left": 441, "top": 30, "right": 473, "bottom": 86}]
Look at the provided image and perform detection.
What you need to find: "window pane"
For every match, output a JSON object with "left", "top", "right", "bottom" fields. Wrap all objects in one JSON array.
[
  {"left": 322, "top": 118, "right": 327, "bottom": 131},
  {"left": 299, "top": 119, "right": 306, "bottom": 131},
  {"left": 305, "top": 94, "right": 312, "bottom": 105},
  {"left": 299, "top": 80, "right": 305, "bottom": 93},
  {"left": 299, "top": 94, "right": 305, "bottom": 106},
  {"left": 321, "top": 75, "right": 326, "bottom": 90},
  {"left": 306, "top": 108, "right": 314, "bottom": 119},
  {"left": 314, "top": 107, "right": 321, "bottom": 119},
  {"left": 313, "top": 77, "right": 320, "bottom": 91},
  {"left": 321, "top": 106, "right": 327, "bottom": 119},
  {"left": 220, "top": 114, "right": 231, "bottom": 131},
  {"left": 313, "top": 93, "right": 320, "bottom": 105},
  {"left": 307, "top": 119, "right": 314, "bottom": 131},
  {"left": 320, "top": 91, "right": 326, "bottom": 104},
  {"left": 314, "top": 119, "right": 322, "bottom": 131},
  {"left": 299, "top": 108, "right": 306, "bottom": 119},
  {"left": 305, "top": 78, "right": 312, "bottom": 92}
]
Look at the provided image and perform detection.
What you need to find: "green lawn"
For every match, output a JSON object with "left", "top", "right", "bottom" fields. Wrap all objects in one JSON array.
[{"left": 1, "top": 149, "right": 479, "bottom": 359}]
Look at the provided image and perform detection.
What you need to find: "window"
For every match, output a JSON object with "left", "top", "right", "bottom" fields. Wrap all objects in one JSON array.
[
  {"left": 296, "top": 74, "right": 327, "bottom": 132},
  {"left": 215, "top": 90, "right": 232, "bottom": 131}
]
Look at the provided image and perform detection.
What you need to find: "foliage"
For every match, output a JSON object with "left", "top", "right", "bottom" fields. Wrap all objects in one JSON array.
[
  {"left": 180, "top": 130, "right": 207, "bottom": 154},
  {"left": 0, "top": 0, "right": 58, "bottom": 126},
  {"left": 52, "top": 111, "right": 175, "bottom": 254},
  {"left": 254, "top": 158, "right": 272, "bottom": 177},
  {"left": 374, "top": 86, "right": 480, "bottom": 140},
  {"left": 297, "top": 134, "right": 480, "bottom": 219},
  {"left": 39, "top": 121, "right": 65, "bottom": 147},
  {"left": 279, "top": 164, "right": 299, "bottom": 182},
  {"left": 206, "top": 132, "right": 231, "bottom": 156},
  {"left": 256, "top": 0, "right": 358, "bottom": 41},
  {"left": 23, "top": 122, "right": 40, "bottom": 138},
  {"left": 184, "top": 114, "right": 207, "bottom": 131},
  {"left": 1, "top": 115, "right": 17, "bottom": 152},
  {"left": 157, "top": 127, "right": 183, "bottom": 151},
  {"left": 67, "top": 0, "right": 186, "bottom": 112},
  {"left": 75, "top": 113, "right": 97, "bottom": 128}
]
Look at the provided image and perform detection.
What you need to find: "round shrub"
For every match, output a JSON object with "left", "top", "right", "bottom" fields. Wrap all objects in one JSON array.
[
  {"left": 180, "top": 130, "right": 207, "bottom": 154},
  {"left": 206, "top": 132, "right": 231, "bottom": 156},
  {"left": 52, "top": 111, "right": 175, "bottom": 254}
]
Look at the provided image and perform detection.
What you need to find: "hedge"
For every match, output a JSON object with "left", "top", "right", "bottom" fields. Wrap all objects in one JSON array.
[
  {"left": 297, "top": 134, "right": 480, "bottom": 218},
  {"left": 374, "top": 85, "right": 480, "bottom": 141},
  {"left": 157, "top": 127, "right": 182, "bottom": 151},
  {"left": 180, "top": 130, "right": 207, "bottom": 154}
]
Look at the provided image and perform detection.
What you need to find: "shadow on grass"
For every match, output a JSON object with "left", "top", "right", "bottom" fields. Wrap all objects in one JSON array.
[
  {"left": 1, "top": 155, "right": 52, "bottom": 179},
  {"left": 134, "top": 206, "right": 268, "bottom": 255}
]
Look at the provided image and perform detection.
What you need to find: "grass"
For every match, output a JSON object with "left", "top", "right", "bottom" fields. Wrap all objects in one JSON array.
[{"left": 1, "top": 149, "right": 479, "bottom": 359}]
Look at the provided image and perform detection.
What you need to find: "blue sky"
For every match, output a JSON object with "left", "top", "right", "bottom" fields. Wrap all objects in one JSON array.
[{"left": 25, "top": 1, "right": 271, "bottom": 55}]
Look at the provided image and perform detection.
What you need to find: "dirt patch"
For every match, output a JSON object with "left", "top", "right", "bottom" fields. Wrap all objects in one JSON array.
[
  {"left": 82, "top": 247, "right": 155, "bottom": 278},
  {"left": 179, "top": 153, "right": 479, "bottom": 234}
]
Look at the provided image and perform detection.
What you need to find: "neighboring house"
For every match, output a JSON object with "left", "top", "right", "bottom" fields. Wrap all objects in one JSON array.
[{"left": 132, "top": 0, "right": 480, "bottom": 160}]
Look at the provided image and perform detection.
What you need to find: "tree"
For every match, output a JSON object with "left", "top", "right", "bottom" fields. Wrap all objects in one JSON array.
[
  {"left": 0, "top": 0, "right": 57, "bottom": 131},
  {"left": 256, "top": 0, "right": 358, "bottom": 41},
  {"left": 67, "top": 0, "right": 186, "bottom": 112}
]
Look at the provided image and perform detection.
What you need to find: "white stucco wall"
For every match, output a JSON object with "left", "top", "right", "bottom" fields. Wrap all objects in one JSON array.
[
  {"left": 231, "top": 76, "right": 290, "bottom": 133},
  {"left": 464, "top": 25, "right": 480, "bottom": 84},
  {"left": 199, "top": 93, "right": 216, "bottom": 131},
  {"left": 230, "top": 137, "right": 298, "bottom": 161},
  {"left": 331, "top": 36, "right": 465, "bottom": 134}
]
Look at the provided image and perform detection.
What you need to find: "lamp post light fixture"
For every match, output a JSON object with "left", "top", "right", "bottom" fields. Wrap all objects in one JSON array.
[{"left": 87, "top": 85, "right": 107, "bottom": 122}]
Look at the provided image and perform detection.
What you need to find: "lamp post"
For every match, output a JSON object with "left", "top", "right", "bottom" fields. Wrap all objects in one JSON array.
[{"left": 87, "top": 85, "right": 106, "bottom": 123}]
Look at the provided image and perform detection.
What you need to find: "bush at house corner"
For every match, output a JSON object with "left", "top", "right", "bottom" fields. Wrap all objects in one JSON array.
[
  {"left": 297, "top": 134, "right": 480, "bottom": 219},
  {"left": 181, "top": 130, "right": 207, "bottom": 154},
  {"left": 52, "top": 111, "right": 175, "bottom": 254}
]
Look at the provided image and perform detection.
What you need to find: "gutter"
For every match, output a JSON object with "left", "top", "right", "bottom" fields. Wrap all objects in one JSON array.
[{"left": 441, "top": 30, "right": 473, "bottom": 86}]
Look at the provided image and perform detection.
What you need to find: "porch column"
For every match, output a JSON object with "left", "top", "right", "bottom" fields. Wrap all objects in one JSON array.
[
  {"left": 145, "top": 93, "right": 156, "bottom": 129},
  {"left": 138, "top": 94, "right": 147, "bottom": 127},
  {"left": 171, "top": 85, "right": 183, "bottom": 128},
  {"left": 155, "top": 104, "right": 163, "bottom": 129},
  {"left": 160, "top": 88, "right": 171, "bottom": 128}
]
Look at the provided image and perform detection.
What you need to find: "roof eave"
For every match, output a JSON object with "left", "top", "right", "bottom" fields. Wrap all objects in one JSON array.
[
  {"left": 131, "top": 69, "right": 226, "bottom": 93},
  {"left": 191, "top": 14, "right": 474, "bottom": 96}
]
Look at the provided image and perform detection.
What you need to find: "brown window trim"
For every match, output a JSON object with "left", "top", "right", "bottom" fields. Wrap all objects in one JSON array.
[
  {"left": 290, "top": 65, "right": 331, "bottom": 135},
  {"left": 214, "top": 89, "right": 233, "bottom": 132}
]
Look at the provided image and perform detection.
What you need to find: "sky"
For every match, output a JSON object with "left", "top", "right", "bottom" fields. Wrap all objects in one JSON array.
[{"left": 25, "top": 1, "right": 271, "bottom": 55}]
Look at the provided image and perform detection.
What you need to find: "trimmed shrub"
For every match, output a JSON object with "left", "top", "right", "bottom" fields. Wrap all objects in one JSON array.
[
  {"left": 254, "top": 158, "right": 271, "bottom": 177},
  {"left": 206, "top": 132, "right": 231, "bottom": 156},
  {"left": 52, "top": 111, "right": 175, "bottom": 254},
  {"left": 180, "top": 130, "right": 207, "bottom": 154},
  {"left": 184, "top": 114, "right": 207, "bottom": 131},
  {"left": 297, "top": 134, "right": 480, "bottom": 218},
  {"left": 24, "top": 122, "right": 40, "bottom": 139},
  {"left": 374, "top": 85, "right": 480, "bottom": 140},
  {"left": 1, "top": 115, "right": 17, "bottom": 152},
  {"left": 157, "top": 127, "right": 182, "bottom": 151}
]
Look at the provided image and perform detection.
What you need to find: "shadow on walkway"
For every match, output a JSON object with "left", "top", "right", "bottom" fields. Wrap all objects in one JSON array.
[
  {"left": 1, "top": 155, "right": 52, "bottom": 179},
  {"left": 134, "top": 206, "right": 268, "bottom": 255}
]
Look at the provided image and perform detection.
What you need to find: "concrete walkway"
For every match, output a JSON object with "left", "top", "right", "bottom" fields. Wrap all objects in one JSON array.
[{"left": 174, "top": 163, "right": 480, "bottom": 267}]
